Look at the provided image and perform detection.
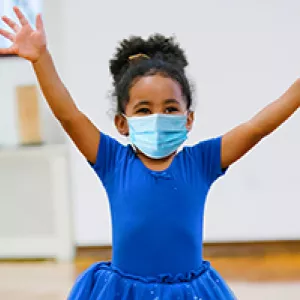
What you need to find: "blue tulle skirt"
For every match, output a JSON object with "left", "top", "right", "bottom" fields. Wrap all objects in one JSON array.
[{"left": 68, "top": 261, "right": 236, "bottom": 299}]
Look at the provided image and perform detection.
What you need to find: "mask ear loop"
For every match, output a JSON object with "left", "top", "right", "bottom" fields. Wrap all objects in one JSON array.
[
  {"left": 130, "top": 143, "right": 138, "bottom": 153},
  {"left": 184, "top": 110, "right": 190, "bottom": 116},
  {"left": 177, "top": 111, "right": 189, "bottom": 153},
  {"left": 122, "top": 114, "right": 138, "bottom": 153}
]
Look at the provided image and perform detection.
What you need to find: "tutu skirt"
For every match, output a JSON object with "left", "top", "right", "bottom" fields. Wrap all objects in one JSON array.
[{"left": 68, "top": 261, "right": 236, "bottom": 300}]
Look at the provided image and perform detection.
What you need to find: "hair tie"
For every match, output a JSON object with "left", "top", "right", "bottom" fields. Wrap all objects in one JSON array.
[{"left": 128, "top": 53, "right": 150, "bottom": 61}]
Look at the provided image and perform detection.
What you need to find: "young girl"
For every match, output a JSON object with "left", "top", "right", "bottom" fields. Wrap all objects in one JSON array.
[{"left": 1, "top": 7, "right": 299, "bottom": 300}]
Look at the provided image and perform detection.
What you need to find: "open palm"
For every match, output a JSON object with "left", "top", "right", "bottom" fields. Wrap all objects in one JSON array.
[{"left": 0, "top": 6, "right": 46, "bottom": 62}]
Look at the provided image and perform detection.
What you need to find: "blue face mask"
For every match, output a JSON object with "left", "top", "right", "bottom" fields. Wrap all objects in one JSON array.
[{"left": 126, "top": 114, "right": 188, "bottom": 159}]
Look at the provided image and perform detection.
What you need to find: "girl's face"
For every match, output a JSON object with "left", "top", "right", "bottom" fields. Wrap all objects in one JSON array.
[{"left": 115, "top": 74, "right": 194, "bottom": 135}]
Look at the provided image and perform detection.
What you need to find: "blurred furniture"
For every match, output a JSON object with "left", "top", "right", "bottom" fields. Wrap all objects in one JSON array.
[
  {"left": 0, "top": 144, "right": 74, "bottom": 261},
  {"left": 16, "top": 85, "right": 43, "bottom": 145}
]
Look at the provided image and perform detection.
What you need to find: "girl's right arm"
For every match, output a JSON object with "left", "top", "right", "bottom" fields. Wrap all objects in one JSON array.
[
  {"left": 32, "top": 50, "right": 100, "bottom": 163},
  {"left": 0, "top": 7, "right": 100, "bottom": 163}
]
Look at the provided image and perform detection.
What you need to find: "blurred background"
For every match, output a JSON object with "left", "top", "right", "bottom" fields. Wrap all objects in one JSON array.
[{"left": 0, "top": 0, "right": 300, "bottom": 299}]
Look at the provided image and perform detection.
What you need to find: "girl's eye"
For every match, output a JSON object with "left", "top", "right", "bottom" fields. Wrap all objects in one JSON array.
[
  {"left": 136, "top": 107, "right": 151, "bottom": 114},
  {"left": 165, "top": 107, "right": 179, "bottom": 113}
]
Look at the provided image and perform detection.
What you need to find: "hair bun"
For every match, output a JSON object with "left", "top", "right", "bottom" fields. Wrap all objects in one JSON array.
[
  {"left": 109, "top": 34, "right": 188, "bottom": 83},
  {"left": 146, "top": 34, "right": 188, "bottom": 69}
]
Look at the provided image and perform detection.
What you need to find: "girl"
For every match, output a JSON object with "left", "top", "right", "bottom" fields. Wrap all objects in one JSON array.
[{"left": 1, "top": 7, "right": 299, "bottom": 300}]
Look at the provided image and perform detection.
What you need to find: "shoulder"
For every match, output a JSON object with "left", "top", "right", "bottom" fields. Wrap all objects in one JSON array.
[
  {"left": 90, "top": 132, "right": 134, "bottom": 183},
  {"left": 181, "top": 136, "right": 226, "bottom": 184},
  {"left": 98, "top": 132, "right": 132, "bottom": 158},
  {"left": 182, "top": 136, "right": 222, "bottom": 157}
]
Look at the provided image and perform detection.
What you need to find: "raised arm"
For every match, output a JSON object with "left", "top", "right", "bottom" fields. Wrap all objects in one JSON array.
[
  {"left": 221, "top": 79, "right": 300, "bottom": 169},
  {"left": 0, "top": 7, "right": 99, "bottom": 163}
]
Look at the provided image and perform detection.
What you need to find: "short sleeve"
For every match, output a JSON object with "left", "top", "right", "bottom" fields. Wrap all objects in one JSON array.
[
  {"left": 89, "top": 133, "right": 127, "bottom": 184},
  {"left": 188, "top": 136, "right": 227, "bottom": 185}
]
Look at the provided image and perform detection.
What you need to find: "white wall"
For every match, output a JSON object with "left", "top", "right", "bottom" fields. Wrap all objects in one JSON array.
[
  {"left": 0, "top": 0, "right": 66, "bottom": 146},
  {"left": 12, "top": 0, "right": 299, "bottom": 245},
  {"left": 0, "top": 1, "right": 73, "bottom": 260}
]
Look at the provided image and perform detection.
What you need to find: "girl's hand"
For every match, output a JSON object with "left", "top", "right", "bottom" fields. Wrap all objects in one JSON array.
[{"left": 0, "top": 6, "right": 46, "bottom": 62}]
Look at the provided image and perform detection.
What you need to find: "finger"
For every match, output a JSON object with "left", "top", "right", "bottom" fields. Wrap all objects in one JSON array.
[
  {"left": 35, "top": 14, "right": 44, "bottom": 32},
  {"left": 13, "top": 6, "right": 29, "bottom": 26},
  {"left": 1, "top": 16, "right": 20, "bottom": 32},
  {"left": 0, "top": 47, "right": 16, "bottom": 55},
  {"left": 0, "top": 28, "right": 14, "bottom": 42}
]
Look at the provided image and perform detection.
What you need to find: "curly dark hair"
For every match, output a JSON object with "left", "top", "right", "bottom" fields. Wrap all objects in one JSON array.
[{"left": 109, "top": 34, "right": 193, "bottom": 114}]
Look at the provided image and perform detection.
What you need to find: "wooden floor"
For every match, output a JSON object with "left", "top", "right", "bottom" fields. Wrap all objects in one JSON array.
[
  {"left": 1, "top": 253, "right": 300, "bottom": 299},
  {"left": 208, "top": 253, "right": 300, "bottom": 282},
  {"left": 76, "top": 253, "right": 300, "bottom": 282}
]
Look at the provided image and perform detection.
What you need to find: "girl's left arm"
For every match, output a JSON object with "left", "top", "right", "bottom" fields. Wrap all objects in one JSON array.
[{"left": 221, "top": 79, "right": 300, "bottom": 169}]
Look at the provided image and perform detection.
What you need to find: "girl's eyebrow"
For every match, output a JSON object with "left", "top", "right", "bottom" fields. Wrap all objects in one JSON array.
[
  {"left": 133, "top": 100, "right": 151, "bottom": 110},
  {"left": 133, "top": 99, "right": 179, "bottom": 110},
  {"left": 164, "top": 99, "right": 180, "bottom": 105}
]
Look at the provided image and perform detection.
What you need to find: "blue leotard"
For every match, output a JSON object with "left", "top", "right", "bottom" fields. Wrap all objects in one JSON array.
[{"left": 68, "top": 133, "right": 236, "bottom": 300}]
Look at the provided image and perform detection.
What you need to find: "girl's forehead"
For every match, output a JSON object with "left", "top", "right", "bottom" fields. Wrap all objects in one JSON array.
[{"left": 129, "top": 75, "right": 184, "bottom": 104}]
